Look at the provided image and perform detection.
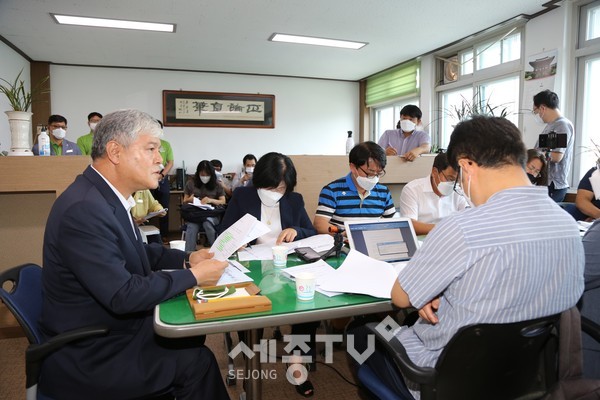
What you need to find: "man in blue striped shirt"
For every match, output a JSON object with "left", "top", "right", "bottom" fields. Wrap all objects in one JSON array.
[
  {"left": 313, "top": 141, "right": 396, "bottom": 234},
  {"left": 353, "top": 116, "right": 584, "bottom": 400}
]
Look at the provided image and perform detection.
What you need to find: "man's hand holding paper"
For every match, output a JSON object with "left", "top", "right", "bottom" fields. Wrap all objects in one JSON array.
[{"left": 209, "top": 213, "right": 270, "bottom": 261}]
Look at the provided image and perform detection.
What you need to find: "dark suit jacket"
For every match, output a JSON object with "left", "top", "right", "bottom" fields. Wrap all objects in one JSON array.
[
  {"left": 219, "top": 186, "right": 316, "bottom": 243},
  {"left": 39, "top": 166, "right": 197, "bottom": 398}
]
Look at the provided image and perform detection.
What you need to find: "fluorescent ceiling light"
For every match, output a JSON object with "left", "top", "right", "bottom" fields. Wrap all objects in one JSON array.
[
  {"left": 51, "top": 14, "right": 175, "bottom": 33},
  {"left": 269, "top": 33, "right": 367, "bottom": 50}
]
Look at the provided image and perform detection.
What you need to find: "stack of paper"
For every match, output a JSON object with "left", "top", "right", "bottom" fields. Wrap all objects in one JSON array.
[{"left": 237, "top": 234, "right": 334, "bottom": 261}]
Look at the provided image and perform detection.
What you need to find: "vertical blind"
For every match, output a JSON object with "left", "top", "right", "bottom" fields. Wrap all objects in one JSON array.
[{"left": 365, "top": 60, "right": 420, "bottom": 106}]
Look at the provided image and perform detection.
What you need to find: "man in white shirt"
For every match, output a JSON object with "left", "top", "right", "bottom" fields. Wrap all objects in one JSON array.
[{"left": 399, "top": 152, "right": 467, "bottom": 235}]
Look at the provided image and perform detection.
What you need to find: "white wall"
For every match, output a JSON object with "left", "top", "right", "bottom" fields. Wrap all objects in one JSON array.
[
  {"left": 521, "top": 6, "right": 570, "bottom": 148},
  {"left": 50, "top": 65, "right": 359, "bottom": 174},
  {"left": 0, "top": 41, "right": 31, "bottom": 154}
]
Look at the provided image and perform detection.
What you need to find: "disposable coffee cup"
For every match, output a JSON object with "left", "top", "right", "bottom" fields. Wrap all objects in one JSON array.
[
  {"left": 272, "top": 245, "right": 288, "bottom": 267},
  {"left": 295, "top": 272, "right": 316, "bottom": 301},
  {"left": 170, "top": 240, "right": 186, "bottom": 251}
]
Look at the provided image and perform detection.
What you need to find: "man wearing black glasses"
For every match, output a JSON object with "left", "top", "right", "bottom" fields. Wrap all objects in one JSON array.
[
  {"left": 350, "top": 116, "right": 584, "bottom": 400},
  {"left": 314, "top": 141, "right": 396, "bottom": 234}
]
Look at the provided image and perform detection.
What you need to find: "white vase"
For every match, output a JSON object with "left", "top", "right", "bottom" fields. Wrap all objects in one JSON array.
[{"left": 5, "top": 110, "right": 33, "bottom": 156}]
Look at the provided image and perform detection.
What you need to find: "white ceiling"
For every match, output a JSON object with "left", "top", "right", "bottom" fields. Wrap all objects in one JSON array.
[{"left": 0, "top": 0, "right": 555, "bottom": 81}]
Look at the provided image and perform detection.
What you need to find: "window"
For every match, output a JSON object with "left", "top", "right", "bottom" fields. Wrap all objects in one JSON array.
[
  {"left": 440, "top": 87, "right": 473, "bottom": 148},
  {"left": 437, "top": 77, "right": 520, "bottom": 149},
  {"left": 575, "top": 1, "right": 600, "bottom": 183},
  {"left": 436, "top": 29, "right": 522, "bottom": 149},
  {"left": 586, "top": 3, "right": 600, "bottom": 41},
  {"left": 577, "top": 55, "right": 600, "bottom": 180},
  {"left": 372, "top": 98, "right": 419, "bottom": 143}
]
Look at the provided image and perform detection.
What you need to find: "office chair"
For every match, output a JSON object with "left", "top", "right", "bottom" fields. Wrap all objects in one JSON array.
[
  {"left": 0, "top": 263, "right": 108, "bottom": 400},
  {"left": 359, "top": 314, "right": 561, "bottom": 400}
]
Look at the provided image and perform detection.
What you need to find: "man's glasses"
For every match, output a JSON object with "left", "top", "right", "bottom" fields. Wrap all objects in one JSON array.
[
  {"left": 439, "top": 170, "right": 456, "bottom": 183},
  {"left": 357, "top": 165, "right": 386, "bottom": 179},
  {"left": 453, "top": 167, "right": 465, "bottom": 197}
]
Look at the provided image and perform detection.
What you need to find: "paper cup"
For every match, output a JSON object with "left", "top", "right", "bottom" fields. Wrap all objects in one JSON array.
[
  {"left": 169, "top": 240, "right": 186, "bottom": 251},
  {"left": 272, "top": 245, "right": 288, "bottom": 267},
  {"left": 295, "top": 272, "right": 316, "bottom": 301}
]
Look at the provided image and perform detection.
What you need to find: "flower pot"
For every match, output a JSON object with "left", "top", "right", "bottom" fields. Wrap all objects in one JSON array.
[{"left": 5, "top": 110, "right": 33, "bottom": 156}]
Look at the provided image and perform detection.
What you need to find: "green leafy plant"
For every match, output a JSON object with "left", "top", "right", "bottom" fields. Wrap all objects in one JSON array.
[
  {"left": 0, "top": 69, "right": 49, "bottom": 112},
  {"left": 445, "top": 89, "right": 511, "bottom": 122}
]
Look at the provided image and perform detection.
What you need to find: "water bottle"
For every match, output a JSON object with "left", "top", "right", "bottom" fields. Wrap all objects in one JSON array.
[
  {"left": 39, "top": 126, "right": 50, "bottom": 156},
  {"left": 345, "top": 131, "right": 354, "bottom": 155}
]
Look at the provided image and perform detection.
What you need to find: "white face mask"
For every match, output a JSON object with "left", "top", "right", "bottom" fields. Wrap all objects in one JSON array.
[
  {"left": 400, "top": 119, "right": 416, "bottom": 133},
  {"left": 200, "top": 176, "right": 211, "bottom": 184},
  {"left": 245, "top": 166, "right": 254, "bottom": 174},
  {"left": 438, "top": 181, "right": 454, "bottom": 197},
  {"left": 51, "top": 128, "right": 66, "bottom": 140},
  {"left": 257, "top": 188, "right": 284, "bottom": 207},
  {"left": 356, "top": 175, "right": 379, "bottom": 192},
  {"left": 89, "top": 122, "right": 98, "bottom": 132},
  {"left": 215, "top": 171, "right": 223, "bottom": 180},
  {"left": 434, "top": 169, "right": 455, "bottom": 196},
  {"left": 458, "top": 168, "right": 475, "bottom": 208}
]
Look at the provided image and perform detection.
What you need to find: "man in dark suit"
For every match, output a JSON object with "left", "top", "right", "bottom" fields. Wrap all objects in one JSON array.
[{"left": 39, "top": 109, "right": 230, "bottom": 399}]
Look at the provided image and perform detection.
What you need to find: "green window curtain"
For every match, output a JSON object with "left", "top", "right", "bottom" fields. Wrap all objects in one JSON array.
[{"left": 366, "top": 60, "right": 420, "bottom": 106}]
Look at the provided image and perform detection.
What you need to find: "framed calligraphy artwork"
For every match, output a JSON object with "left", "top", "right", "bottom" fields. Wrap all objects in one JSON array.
[{"left": 162, "top": 90, "right": 275, "bottom": 128}]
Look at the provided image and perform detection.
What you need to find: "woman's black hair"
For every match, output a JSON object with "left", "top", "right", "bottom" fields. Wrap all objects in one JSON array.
[
  {"left": 252, "top": 152, "right": 297, "bottom": 194},
  {"left": 193, "top": 160, "right": 217, "bottom": 191}
]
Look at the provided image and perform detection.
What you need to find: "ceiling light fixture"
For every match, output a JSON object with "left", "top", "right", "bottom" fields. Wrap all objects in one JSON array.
[
  {"left": 51, "top": 14, "right": 175, "bottom": 33},
  {"left": 269, "top": 33, "right": 367, "bottom": 50}
]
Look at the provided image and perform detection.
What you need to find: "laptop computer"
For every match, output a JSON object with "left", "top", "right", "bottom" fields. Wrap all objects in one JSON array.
[{"left": 344, "top": 218, "right": 420, "bottom": 265}]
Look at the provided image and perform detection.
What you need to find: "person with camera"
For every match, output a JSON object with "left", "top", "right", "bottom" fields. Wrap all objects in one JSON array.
[{"left": 533, "top": 89, "right": 574, "bottom": 202}]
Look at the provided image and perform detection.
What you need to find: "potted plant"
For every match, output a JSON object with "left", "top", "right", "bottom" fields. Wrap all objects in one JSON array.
[{"left": 0, "top": 69, "right": 49, "bottom": 156}]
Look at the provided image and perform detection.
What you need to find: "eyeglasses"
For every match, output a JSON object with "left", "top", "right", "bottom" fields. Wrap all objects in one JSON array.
[
  {"left": 453, "top": 167, "right": 465, "bottom": 197},
  {"left": 193, "top": 286, "right": 235, "bottom": 301},
  {"left": 439, "top": 170, "right": 456, "bottom": 183},
  {"left": 357, "top": 165, "right": 386, "bottom": 179},
  {"left": 526, "top": 164, "right": 541, "bottom": 177}
]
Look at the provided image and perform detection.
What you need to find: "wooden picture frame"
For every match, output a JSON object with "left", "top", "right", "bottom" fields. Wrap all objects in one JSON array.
[{"left": 162, "top": 90, "right": 275, "bottom": 128}]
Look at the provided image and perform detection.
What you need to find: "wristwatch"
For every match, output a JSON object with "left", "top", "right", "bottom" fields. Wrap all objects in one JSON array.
[{"left": 184, "top": 252, "right": 192, "bottom": 269}]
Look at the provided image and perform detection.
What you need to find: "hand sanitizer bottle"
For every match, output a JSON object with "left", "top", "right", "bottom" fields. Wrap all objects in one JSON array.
[
  {"left": 39, "top": 126, "right": 50, "bottom": 156},
  {"left": 345, "top": 131, "right": 354, "bottom": 155}
]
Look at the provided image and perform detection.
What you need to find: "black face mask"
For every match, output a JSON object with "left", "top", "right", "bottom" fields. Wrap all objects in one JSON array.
[{"left": 527, "top": 173, "right": 537, "bottom": 184}]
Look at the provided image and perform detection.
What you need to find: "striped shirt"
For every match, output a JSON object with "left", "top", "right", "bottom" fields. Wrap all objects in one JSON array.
[
  {"left": 396, "top": 186, "right": 584, "bottom": 398},
  {"left": 315, "top": 173, "right": 396, "bottom": 227}
]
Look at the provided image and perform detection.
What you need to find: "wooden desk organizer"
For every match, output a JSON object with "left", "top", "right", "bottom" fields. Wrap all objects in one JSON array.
[{"left": 186, "top": 282, "right": 272, "bottom": 320}]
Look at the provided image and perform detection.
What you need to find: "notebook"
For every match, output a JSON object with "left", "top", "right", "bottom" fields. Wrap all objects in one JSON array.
[{"left": 344, "top": 218, "right": 419, "bottom": 265}]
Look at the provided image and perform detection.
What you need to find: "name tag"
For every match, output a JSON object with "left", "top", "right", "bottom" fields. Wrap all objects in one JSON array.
[{"left": 66, "top": 149, "right": 73, "bottom": 153}]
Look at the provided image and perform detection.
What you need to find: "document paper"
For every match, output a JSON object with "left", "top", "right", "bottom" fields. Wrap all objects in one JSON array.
[
  {"left": 318, "top": 249, "right": 406, "bottom": 299},
  {"left": 209, "top": 213, "right": 270, "bottom": 261}
]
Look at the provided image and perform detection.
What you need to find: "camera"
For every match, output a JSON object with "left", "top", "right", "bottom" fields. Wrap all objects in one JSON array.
[{"left": 538, "top": 131, "right": 567, "bottom": 149}]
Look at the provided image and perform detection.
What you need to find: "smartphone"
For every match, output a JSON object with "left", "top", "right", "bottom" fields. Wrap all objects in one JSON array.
[{"left": 294, "top": 247, "right": 322, "bottom": 262}]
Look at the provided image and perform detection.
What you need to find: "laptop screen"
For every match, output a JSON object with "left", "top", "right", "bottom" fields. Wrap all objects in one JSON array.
[{"left": 345, "top": 218, "right": 419, "bottom": 263}]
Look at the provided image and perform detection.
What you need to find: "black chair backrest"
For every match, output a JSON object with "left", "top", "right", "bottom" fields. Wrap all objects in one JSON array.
[
  {"left": 431, "top": 314, "right": 560, "bottom": 400},
  {"left": 0, "top": 263, "right": 44, "bottom": 344}
]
